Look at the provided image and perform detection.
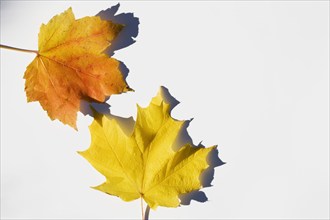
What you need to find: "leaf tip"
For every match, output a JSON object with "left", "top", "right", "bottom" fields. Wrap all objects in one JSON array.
[
  {"left": 136, "top": 103, "right": 142, "bottom": 109},
  {"left": 77, "top": 150, "right": 86, "bottom": 157},
  {"left": 125, "top": 86, "right": 134, "bottom": 92},
  {"left": 63, "top": 7, "right": 74, "bottom": 19},
  {"left": 90, "top": 185, "right": 98, "bottom": 190}
]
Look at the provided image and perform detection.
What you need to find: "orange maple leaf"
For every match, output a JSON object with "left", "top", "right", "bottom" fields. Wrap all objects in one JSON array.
[{"left": 24, "top": 8, "right": 131, "bottom": 129}]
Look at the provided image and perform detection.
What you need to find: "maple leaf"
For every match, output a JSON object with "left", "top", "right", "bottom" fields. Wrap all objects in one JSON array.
[
  {"left": 24, "top": 8, "right": 131, "bottom": 129},
  {"left": 79, "top": 87, "right": 217, "bottom": 209}
]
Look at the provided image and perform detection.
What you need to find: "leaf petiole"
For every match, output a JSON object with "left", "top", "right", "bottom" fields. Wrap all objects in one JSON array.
[
  {"left": 140, "top": 198, "right": 150, "bottom": 220},
  {"left": 0, "top": 44, "right": 38, "bottom": 54},
  {"left": 141, "top": 197, "right": 145, "bottom": 220}
]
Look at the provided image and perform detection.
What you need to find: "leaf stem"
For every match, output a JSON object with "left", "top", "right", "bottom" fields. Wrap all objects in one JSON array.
[
  {"left": 141, "top": 197, "right": 144, "bottom": 220},
  {"left": 0, "top": 44, "right": 38, "bottom": 54},
  {"left": 145, "top": 205, "right": 150, "bottom": 220},
  {"left": 140, "top": 198, "right": 150, "bottom": 220}
]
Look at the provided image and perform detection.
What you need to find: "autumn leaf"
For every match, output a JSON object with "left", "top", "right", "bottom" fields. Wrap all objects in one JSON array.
[
  {"left": 79, "top": 87, "right": 217, "bottom": 209},
  {"left": 23, "top": 8, "right": 131, "bottom": 129}
]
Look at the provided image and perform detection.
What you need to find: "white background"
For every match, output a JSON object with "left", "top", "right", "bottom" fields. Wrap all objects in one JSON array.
[{"left": 1, "top": 1, "right": 329, "bottom": 219}]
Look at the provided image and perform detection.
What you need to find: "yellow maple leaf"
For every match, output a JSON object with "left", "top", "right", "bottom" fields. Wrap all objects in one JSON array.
[
  {"left": 79, "top": 87, "right": 216, "bottom": 209},
  {"left": 24, "top": 8, "right": 130, "bottom": 129}
]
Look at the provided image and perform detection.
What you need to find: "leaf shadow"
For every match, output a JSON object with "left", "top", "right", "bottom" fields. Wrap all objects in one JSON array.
[
  {"left": 97, "top": 3, "right": 139, "bottom": 84},
  {"left": 97, "top": 3, "right": 140, "bottom": 58},
  {"left": 80, "top": 3, "right": 139, "bottom": 117},
  {"left": 159, "top": 86, "right": 225, "bottom": 206}
]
